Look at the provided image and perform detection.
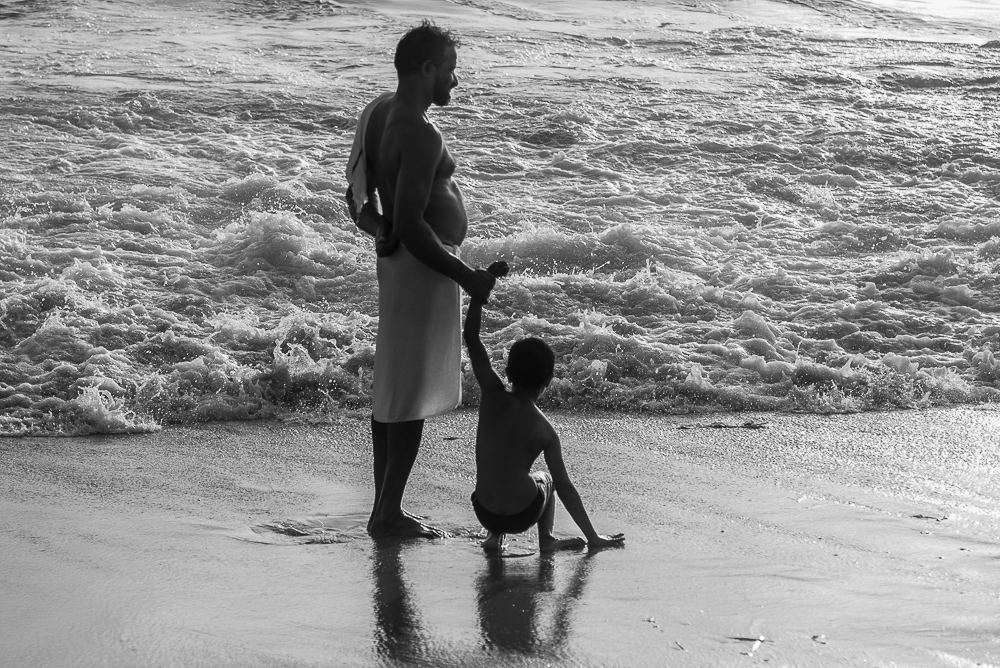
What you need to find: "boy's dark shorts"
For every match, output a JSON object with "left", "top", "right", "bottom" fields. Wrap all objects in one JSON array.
[{"left": 471, "top": 471, "right": 552, "bottom": 535}]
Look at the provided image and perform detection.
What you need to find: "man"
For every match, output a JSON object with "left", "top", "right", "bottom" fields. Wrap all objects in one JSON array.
[{"left": 346, "top": 22, "right": 496, "bottom": 538}]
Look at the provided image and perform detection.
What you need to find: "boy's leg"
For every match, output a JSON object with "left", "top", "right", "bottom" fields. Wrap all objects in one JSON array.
[
  {"left": 482, "top": 532, "right": 505, "bottom": 551},
  {"left": 533, "top": 471, "right": 585, "bottom": 552}
]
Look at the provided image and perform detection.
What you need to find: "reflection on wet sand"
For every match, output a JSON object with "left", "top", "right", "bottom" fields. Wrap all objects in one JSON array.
[
  {"left": 370, "top": 541, "right": 428, "bottom": 663},
  {"left": 476, "top": 552, "right": 595, "bottom": 657},
  {"left": 370, "top": 538, "right": 595, "bottom": 664}
]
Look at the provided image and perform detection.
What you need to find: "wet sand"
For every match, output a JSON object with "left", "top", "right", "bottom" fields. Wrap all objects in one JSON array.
[{"left": 1, "top": 407, "right": 998, "bottom": 667}]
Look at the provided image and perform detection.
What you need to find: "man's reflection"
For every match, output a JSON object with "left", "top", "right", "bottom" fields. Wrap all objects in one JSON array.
[
  {"left": 476, "top": 552, "right": 595, "bottom": 656},
  {"left": 370, "top": 539, "right": 426, "bottom": 662}
]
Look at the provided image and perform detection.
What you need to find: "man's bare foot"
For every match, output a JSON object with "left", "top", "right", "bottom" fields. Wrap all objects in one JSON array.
[
  {"left": 369, "top": 513, "right": 449, "bottom": 539},
  {"left": 402, "top": 508, "right": 428, "bottom": 522},
  {"left": 539, "top": 535, "right": 586, "bottom": 552},
  {"left": 367, "top": 508, "right": 429, "bottom": 534}
]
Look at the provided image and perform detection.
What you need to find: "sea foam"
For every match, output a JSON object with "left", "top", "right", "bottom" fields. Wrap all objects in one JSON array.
[{"left": 1, "top": 0, "right": 998, "bottom": 433}]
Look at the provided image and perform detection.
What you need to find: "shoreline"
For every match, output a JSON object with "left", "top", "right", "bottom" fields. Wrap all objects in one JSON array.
[{"left": 1, "top": 407, "right": 998, "bottom": 667}]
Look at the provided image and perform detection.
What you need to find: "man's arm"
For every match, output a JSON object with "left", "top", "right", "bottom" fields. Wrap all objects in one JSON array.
[
  {"left": 345, "top": 181, "right": 400, "bottom": 257},
  {"left": 392, "top": 124, "right": 494, "bottom": 300},
  {"left": 544, "top": 436, "right": 625, "bottom": 549}
]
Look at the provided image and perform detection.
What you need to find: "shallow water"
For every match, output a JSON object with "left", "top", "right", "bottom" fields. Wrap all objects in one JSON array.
[
  {"left": 1, "top": 0, "right": 999, "bottom": 433},
  {"left": 2, "top": 411, "right": 998, "bottom": 666}
]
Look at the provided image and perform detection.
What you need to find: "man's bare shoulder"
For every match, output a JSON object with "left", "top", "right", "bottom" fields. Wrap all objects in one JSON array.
[
  {"left": 384, "top": 102, "right": 441, "bottom": 148},
  {"left": 376, "top": 102, "right": 443, "bottom": 188}
]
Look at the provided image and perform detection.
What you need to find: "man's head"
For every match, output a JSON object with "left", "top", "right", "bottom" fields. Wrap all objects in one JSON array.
[
  {"left": 505, "top": 337, "right": 555, "bottom": 390},
  {"left": 394, "top": 20, "right": 460, "bottom": 106}
]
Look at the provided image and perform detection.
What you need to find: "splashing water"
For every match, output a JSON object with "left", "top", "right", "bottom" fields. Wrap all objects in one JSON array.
[{"left": 1, "top": 0, "right": 999, "bottom": 433}]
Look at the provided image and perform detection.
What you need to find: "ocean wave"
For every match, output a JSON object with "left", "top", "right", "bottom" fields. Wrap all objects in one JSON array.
[{"left": 1, "top": 0, "right": 999, "bottom": 434}]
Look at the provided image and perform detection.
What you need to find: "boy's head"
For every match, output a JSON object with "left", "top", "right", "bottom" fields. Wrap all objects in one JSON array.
[{"left": 505, "top": 337, "right": 555, "bottom": 389}]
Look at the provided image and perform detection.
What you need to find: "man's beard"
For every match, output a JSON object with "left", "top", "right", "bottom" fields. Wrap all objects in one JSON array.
[{"left": 432, "top": 80, "right": 453, "bottom": 107}]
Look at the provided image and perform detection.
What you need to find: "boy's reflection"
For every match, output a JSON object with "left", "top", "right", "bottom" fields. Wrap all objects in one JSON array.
[
  {"left": 371, "top": 540, "right": 595, "bottom": 662},
  {"left": 476, "top": 552, "right": 595, "bottom": 655}
]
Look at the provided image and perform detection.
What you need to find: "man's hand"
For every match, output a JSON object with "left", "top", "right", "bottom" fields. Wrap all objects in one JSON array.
[
  {"left": 374, "top": 222, "right": 400, "bottom": 257},
  {"left": 462, "top": 260, "right": 508, "bottom": 301},
  {"left": 588, "top": 533, "right": 625, "bottom": 550},
  {"left": 464, "top": 269, "right": 496, "bottom": 302}
]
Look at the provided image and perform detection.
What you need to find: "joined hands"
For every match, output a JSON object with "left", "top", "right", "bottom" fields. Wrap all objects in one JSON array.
[{"left": 468, "top": 260, "right": 510, "bottom": 302}]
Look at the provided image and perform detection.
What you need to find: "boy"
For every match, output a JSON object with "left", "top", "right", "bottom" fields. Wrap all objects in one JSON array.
[{"left": 464, "top": 262, "right": 625, "bottom": 552}]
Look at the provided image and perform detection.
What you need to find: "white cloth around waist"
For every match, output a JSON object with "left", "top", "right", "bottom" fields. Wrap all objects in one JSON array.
[{"left": 372, "top": 244, "right": 462, "bottom": 423}]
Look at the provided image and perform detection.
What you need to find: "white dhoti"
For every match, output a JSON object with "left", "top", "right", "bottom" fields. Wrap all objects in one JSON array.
[{"left": 372, "top": 244, "right": 462, "bottom": 423}]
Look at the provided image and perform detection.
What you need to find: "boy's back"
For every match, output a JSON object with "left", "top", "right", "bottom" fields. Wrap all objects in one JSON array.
[{"left": 473, "top": 383, "right": 554, "bottom": 515}]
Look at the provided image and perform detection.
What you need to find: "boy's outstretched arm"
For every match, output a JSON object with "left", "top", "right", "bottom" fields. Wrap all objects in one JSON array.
[
  {"left": 544, "top": 436, "right": 625, "bottom": 549},
  {"left": 464, "top": 298, "right": 504, "bottom": 393},
  {"left": 463, "top": 261, "right": 510, "bottom": 394}
]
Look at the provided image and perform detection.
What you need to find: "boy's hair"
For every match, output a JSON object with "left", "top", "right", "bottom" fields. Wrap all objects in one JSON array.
[
  {"left": 394, "top": 20, "right": 460, "bottom": 76},
  {"left": 505, "top": 337, "right": 555, "bottom": 389}
]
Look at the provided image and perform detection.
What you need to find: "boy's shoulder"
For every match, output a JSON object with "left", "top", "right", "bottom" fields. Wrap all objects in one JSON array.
[
  {"left": 480, "top": 393, "right": 556, "bottom": 440},
  {"left": 519, "top": 401, "right": 559, "bottom": 447},
  {"left": 536, "top": 407, "right": 558, "bottom": 440}
]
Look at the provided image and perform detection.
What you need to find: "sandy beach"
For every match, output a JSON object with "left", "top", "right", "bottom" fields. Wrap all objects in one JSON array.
[
  {"left": 2, "top": 1, "right": 998, "bottom": 665},
  {"left": 1, "top": 407, "right": 998, "bottom": 667}
]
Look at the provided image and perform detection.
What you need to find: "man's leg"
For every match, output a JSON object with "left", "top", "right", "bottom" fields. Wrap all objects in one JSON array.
[
  {"left": 369, "top": 418, "right": 447, "bottom": 538},
  {"left": 373, "top": 418, "right": 423, "bottom": 523},
  {"left": 369, "top": 417, "right": 389, "bottom": 533}
]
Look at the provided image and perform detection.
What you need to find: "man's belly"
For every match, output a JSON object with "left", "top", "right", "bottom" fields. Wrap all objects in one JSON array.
[{"left": 424, "top": 186, "right": 468, "bottom": 246}]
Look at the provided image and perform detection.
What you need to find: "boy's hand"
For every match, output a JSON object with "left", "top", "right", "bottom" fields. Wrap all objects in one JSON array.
[{"left": 588, "top": 533, "right": 625, "bottom": 549}]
